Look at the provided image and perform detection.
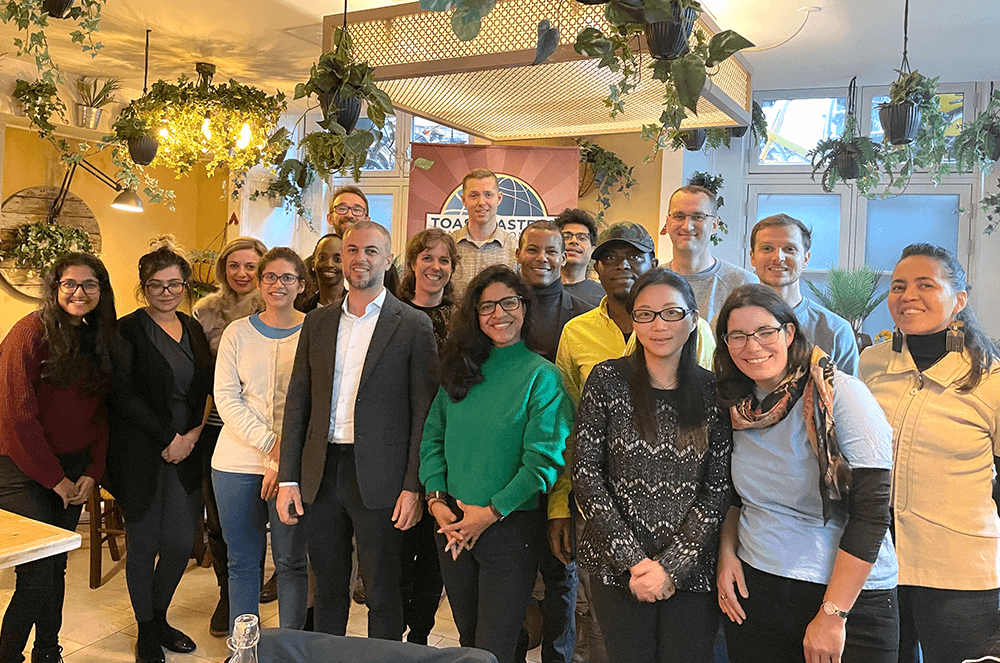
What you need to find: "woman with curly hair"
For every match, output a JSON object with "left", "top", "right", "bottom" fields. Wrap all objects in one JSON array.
[
  {"left": 191, "top": 236, "right": 268, "bottom": 635},
  {"left": 106, "top": 240, "right": 214, "bottom": 663},
  {"left": 420, "top": 265, "right": 573, "bottom": 663},
  {"left": 0, "top": 252, "right": 122, "bottom": 663}
]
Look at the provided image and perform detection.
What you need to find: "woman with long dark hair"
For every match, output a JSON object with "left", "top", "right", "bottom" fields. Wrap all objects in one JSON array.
[
  {"left": 859, "top": 243, "right": 1000, "bottom": 663},
  {"left": 572, "top": 268, "right": 731, "bottom": 663},
  {"left": 191, "top": 236, "right": 267, "bottom": 635},
  {"left": 420, "top": 265, "right": 573, "bottom": 663},
  {"left": 0, "top": 252, "right": 121, "bottom": 663},
  {"left": 106, "top": 240, "right": 214, "bottom": 663},
  {"left": 395, "top": 228, "right": 459, "bottom": 644},
  {"left": 715, "top": 284, "right": 898, "bottom": 663}
]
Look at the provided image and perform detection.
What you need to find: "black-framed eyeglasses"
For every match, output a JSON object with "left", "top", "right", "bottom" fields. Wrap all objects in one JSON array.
[
  {"left": 145, "top": 281, "right": 187, "bottom": 296},
  {"left": 667, "top": 212, "right": 717, "bottom": 224},
  {"left": 562, "top": 232, "right": 591, "bottom": 245},
  {"left": 58, "top": 279, "right": 100, "bottom": 295},
  {"left": 333, "top": 204, "right": 367, "bottom": 217},
  {"left": 477, "top": 295, "right": 522, "bottom": 316},
  {"left": 598, "top": 249, "right": 647, "bottom": 266},
  {"left": 724, "top": 326, "right": 786, "bottom": 349},
  {"left": 261, "top": 273, "right": 302, "bottom": 285},
  {"left": 631, "top": 307, "right": 692, "bottom": 324}
]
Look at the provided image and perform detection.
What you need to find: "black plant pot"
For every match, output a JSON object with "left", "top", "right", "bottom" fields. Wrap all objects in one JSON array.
[
  {"left": 574, "top": 0, "right": 607, "bottom": 5},
  {"left": 728, "top": 126, "right": 749, "bottom": 138},
  {"left": 879, "top": 101, "right": 922, "bottom": 146},
  {"left": 319, "top": 91, "right": 362, "bottom": 134},
  {"left": 682, "top": 129, "right": 707, "bottom": 151},
  {"left": 986, "top": 127, "right": 1000, "bottom": 163},
  {"left": 128, "top": 135, "right": 159, "bottom": 166},
  {"left": 42, "top": 0, "right": 73, "bottom": 18},
  {"left": 644, "top": 4, "right": 697, "bottom": 60},
  {"left": 834, "top": 152, "right": 859, "bottom": 180}
]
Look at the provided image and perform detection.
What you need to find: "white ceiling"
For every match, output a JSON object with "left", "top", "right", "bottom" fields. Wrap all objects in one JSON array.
[{"left": 1, "top": 0, "right": 997, "bottom": 118}]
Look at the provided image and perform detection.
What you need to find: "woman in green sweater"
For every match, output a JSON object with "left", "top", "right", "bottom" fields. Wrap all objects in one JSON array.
[{"left": 420, "top": 265, "right": 573, "bottom": 663}]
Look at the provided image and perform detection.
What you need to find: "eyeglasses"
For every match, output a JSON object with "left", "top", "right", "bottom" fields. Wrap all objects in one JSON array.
[
  {"left": 598, "top": 249, "right": 647, "bottom": 266},
  {"left": 724, "top": 326, "right": 786, "bottom": 349},
  {"left": 631, "top": 307, "right": 692, "bottom": 324},
  {"left": 476, "top": 295, "right": 523, "bottom": 316},
  {"left": 58, "top": 279, "right": 100, "bottom": 295},
  {"left": 145, "top": 281, "right": 187, "bottom": 296},
  {"left": 261, "top": 273, "right": 302, "bottom": 285},
  {"left": 333, "top": 204, "right": 368, "bottom": 217},
  {"left": 667, "top": 212, "right": 717, "bottom": 224},
  {"left": 562, "top": 232, "right": 591, "bottom": 245}
]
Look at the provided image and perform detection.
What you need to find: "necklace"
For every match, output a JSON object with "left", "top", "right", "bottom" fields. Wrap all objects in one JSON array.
[{"left": 649, "top": 375, "right": 678, "bottom": 390}]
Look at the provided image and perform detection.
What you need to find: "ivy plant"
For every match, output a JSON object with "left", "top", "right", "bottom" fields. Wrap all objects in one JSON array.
[
  {"left": 884, "top": 70, "right": 949, "bottom": 183},
  {"left": 808, "top": 116, "right": 906, "bottom": 198},
  {"left": 953, "top": 87, "right": 1000, "bottom": 176},
  {"left": 0, "top": 220, "right": 94, "bottom": 276},
  {"left": 688, "top": 171, "right": 728, "bottom": 245},
  {"left": 578, "top": 140, "right": 636, "bottom": 224},
  {"left": 250, "top": 158, "right": 316, "bottom": 226},
  {"left": 13, "top": 78, "right": 65, "bottom": 137}
]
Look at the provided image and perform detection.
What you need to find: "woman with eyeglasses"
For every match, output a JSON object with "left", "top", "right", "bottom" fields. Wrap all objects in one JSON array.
[
  {"left": 0, "top": 252, "right": 122, "bottom": 663},
  {"left": 191, "top": 236, "right": 267, "bottom": 636},
  {"left": 859, "top": 244, "right": 1000, "bottom": 663},
  {"left": 105, "top": 239, "right": 214, "bottom": 663},
  {"left": 420, "top": 265, "right": 573, "bottom": 663},
  {"left": 212, "top": 247, "right": 309, "bottom": 634},
  {"left": 571, "top": 268, "right": 731, "bottom": 663},
  {"left": 714, "top": 284, "right": 898, "bottom": 663}
]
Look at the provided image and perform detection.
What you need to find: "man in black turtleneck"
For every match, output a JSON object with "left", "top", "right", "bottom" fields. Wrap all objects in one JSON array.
[
  {"left": 518, "top": 220, "right": 594, "bottom": 363},
  {"left": 514, "top": 220, "right": 592, "bottom": 663}
]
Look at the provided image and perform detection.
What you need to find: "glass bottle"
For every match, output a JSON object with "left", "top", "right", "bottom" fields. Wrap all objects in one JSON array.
[{"left": 227, "top": 613, "right": 259, "bottom": 663}]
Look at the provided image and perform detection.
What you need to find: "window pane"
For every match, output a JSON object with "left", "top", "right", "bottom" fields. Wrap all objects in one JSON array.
[
  {"left": 755, "top": 193, "right": 842, "bottom": 270},
  {"left": 358, "top": 115, "right": 397, "bottom": 171},
  {"left": 411, "top": 116, "right": 470, "bottom": 145},
  {"left": 757, "top": 97, "right": 846, "bottom": 165},
  {"left": 862, "top": 193, "right": 961, "bottom": 336},
  {"left": 365, "top": 193, "right": 394, "bottom": 237},
  {"left": 870, "top": 93, "right": 964, "bottom": 159}
]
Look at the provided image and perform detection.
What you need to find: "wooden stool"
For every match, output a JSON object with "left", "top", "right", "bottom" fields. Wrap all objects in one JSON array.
[{"left": 87, "top": 485, "right": 127, "bottom": 589}]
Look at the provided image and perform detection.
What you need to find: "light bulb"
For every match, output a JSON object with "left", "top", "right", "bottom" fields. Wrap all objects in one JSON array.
[
  {"left": 158, "top": 128, "right": 169, "bottom": 139},
  {"left": 236, "top": 122, "right": 251, "bottom": 150},
  {"left": 202, "top": 118, "right": 212, "bottom": 141}
]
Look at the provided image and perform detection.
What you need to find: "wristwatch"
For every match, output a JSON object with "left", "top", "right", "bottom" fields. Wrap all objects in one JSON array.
[
  {"left": 425, "top": 491, "right": 447, "bottom": 503},
  {"left": 821, "top": 600, "right": 849, "bottom": 619}
]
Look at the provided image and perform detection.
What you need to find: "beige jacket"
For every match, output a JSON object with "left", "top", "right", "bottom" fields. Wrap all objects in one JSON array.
[{"left": 859, "top": 340, "right": 1000, "bottom": 590}]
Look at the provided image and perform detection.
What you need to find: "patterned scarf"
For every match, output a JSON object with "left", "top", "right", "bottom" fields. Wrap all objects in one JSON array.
[{"left": 730, "top": 346, "right": 852, "bottom": 523}]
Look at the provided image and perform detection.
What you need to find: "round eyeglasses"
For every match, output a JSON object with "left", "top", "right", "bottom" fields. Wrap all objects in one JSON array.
[
  {"left": 630, "top": 307, "right": 692, "bottom": 324},
  {"left": 58, "top": 279, "right": 100, "bottom": 295},
  {"left": 476, "top": 295, "right": 523, "bottom": 316}
]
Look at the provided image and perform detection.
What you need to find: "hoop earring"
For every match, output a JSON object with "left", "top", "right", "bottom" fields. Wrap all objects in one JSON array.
[
  {"left": 891, "top": 326, "right": 903, "bottom": 353},
  {"left": 946, "top": 319, "right": 965, "bottom": 353}
]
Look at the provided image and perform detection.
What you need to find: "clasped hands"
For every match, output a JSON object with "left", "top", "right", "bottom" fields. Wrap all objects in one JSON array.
[
  {"left": 430, "top": 499, "right": 498, "bottom": 560},
  {"left": 161, "top": 428, "right": 200, "bottom": 464},
  {"left": 52, "top": 475, "right": 95, "bottom": 508},
  {"left": 629, "top": 558, "right": 674, "bottom": 603}
]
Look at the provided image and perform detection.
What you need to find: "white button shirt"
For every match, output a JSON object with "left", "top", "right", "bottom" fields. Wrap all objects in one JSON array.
[{"left": 328, "top": 288, "right": 386, "bottom": 444}]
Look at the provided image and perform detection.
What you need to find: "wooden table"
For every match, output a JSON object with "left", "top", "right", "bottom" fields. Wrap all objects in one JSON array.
[{"left": 0, "top": 508, "right": 81, "bottom": 569}]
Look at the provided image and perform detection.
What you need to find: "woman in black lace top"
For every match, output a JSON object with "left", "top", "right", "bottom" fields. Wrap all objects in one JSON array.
[{"left": 572, "top": 268, "right": 732, "bottom": 663}]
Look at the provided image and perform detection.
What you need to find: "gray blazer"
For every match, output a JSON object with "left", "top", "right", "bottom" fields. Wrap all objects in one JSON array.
[{"left": 279, "top": 292, "right": 439, "bottom": 509}]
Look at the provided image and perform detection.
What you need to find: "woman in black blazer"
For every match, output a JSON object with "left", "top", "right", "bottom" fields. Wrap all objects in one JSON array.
[{"left": 107, "top": 241, "right": 213, "bottom": 663}]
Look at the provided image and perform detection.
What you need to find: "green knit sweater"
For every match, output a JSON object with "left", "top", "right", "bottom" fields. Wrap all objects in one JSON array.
[{"left": 420, "top": 341, "right": 573, "bottom": 516}]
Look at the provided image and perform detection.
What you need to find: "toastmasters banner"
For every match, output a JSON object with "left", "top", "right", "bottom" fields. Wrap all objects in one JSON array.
[{"left": 406, "top": 144, "right": 580, "bottom": 239}]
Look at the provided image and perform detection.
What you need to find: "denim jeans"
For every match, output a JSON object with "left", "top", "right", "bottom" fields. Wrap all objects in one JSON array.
[
  {"left": 898, "top": 584, "right": 1000, "bottom": 663},
  {"left": 212, "top": 469, "right": 308, "bottom": 633},
  {"left": 537, "top": 540, "right": 579, "bottom": 663},
  {"left": 723, "top": 563, "right": 898, "bottom": 663}
]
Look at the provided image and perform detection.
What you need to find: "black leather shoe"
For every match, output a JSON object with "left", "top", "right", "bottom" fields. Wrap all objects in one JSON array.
[
  {"left": 210, "top": 596, "right": 229, "bottom": 637},
  {"left": 30, "top": 646, "right": 63, "bottom": 663},
  {"left": 155, "top": 619, "right": 196, "bottom": 654},
  {"left": 259, "top": 573, "right": 278, "bottom": 603},
  {"left": 135, "top": 621, "right": 165, "bottom": 663}
]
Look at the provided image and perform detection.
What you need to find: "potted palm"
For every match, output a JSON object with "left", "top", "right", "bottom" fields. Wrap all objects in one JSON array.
[
  {"left": 805, "top": 264, "right": 889, "bottom": 350},
  {"left": 75, "top": 76, "right": 120, "bottom": 130}
]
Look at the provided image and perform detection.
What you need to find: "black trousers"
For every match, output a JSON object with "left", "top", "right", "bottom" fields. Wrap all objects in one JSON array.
[
  {"left": 898, "top": 584, "right": 1000, "bottom": 663},
  {"left": 399, "top": 511, "right": 443, "bottom": 644},
  {"left": 124, "top": 462, "right": 202, "bottom": 622},
  {"left": 303, "top": 445, "right": 404, "bottom": 640},
  {"left": 723, "top": 564, "right": 898, "bottom": 663},
  {"left": 590, "top": 580, "right": 718, "bottom": 663},
  {"left": 0, "top": 451, "right": 88, "bottom": 663},
  {"left": 436, "top": 502, "right": 544, "bottom": 663},
  {"left": 199, "top": 423, "right": 228, "bottom": 595}
]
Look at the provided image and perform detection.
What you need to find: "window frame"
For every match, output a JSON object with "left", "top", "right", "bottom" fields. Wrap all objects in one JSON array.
[{"left": 749, "top": 86, "right": 849, "bottom": 176}]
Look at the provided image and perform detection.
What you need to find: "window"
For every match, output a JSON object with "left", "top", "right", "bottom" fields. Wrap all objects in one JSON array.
[
  {"left": 359, "top": 115, "right": 397, "bottom": 171},
  {"left": 753, "top": 91, "right": 847, "bottom": 169}
]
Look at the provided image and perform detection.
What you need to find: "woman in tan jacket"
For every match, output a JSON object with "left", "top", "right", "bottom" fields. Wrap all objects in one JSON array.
[{"left": 859, "top": 243, "right": 1000, "bottom": 663}]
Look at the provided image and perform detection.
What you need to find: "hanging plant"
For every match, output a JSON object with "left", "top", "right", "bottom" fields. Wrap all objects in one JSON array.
[
  {"left": 954, "top": 87, "right": 1000, "bottom": 175},
  {"left": 578, "top": 140, "right": 637, "bottom": 224},
  {"left": 292, "top": 27, "right": 394, "bottom": 183},
  {"left": 688, "top": 171, "right": 728, "bottom": 245},
  {"left": 13, "top": 79, "right": 66, "bottom": 137},
  {"left": 250, "top": 158, "right": 316, "bottom": 225},
  {"left": 749, "top": 100, "right": 768, "bottom": 146},
  {"left": 0, "top": 220, "right": 94, "bottom": 277},
  {"left": 981, "top": 189, "right": 1000, "bottom": 236}
]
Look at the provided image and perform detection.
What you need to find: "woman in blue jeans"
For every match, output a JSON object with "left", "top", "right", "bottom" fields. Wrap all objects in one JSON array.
[
  {"left": 715, "top": 285, "right": 899, "bottom": 663},
  {"left": 212, "top": 247, "right": 309, "bottom": 632}
]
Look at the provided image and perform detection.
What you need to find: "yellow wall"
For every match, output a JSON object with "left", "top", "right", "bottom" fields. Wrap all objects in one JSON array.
[{"left": 0, "top": 126, "right": 229, "bottom": 338}]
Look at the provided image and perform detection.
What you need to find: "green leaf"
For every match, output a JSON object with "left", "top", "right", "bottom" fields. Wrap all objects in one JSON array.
[
  {"left": 420, "top": 0, "right": 456, "bottom": 11},
  {"left": 605, "top": 0, "right": 644, "bottom": 26},
  {"left": 533, "top": 20, "right": 559, "bottom": 65},
  {"left": 451, "top": 8, "right": 482, "bottom": 41},
  {"left": 670, "top": 54, "right": 705, "bottom": 113},
  {"left": 705, "top": 30, "right": 753, "bottom": 68},
  {"left": 574, "top": 27, "right": 612, "bottom": 57},
  {"left": 413, "top": 157, "right": 434, "bottom": 170},
  {"left": 345, "top": 129, "right": 375, "bottom": 154}
]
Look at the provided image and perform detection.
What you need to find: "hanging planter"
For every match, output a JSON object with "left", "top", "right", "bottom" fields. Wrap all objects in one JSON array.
[
  {"left": 573, "top": 0, "right": 607, "bottom": 5},
  {"left": 954, "top": 88, "right": 1000, "bottom": 173},
  {"left": 728, "top": 125, "right": 748, "bottom": 138},
  {"left": 644, "top": 3, "right": 697, "bottom": 60},
  {"left": 680, "top": 128, "right": 706, "bottom": 150},
  {"left": 127, "top": 135, "right": 159, "bottom": 166},
  {"left": 833, "top": 149, "right": 860, "bottom": 180},
  {"left": 879, "top": 100, "right": 922, "bottom": 146},
  {"left": 319, "top": 91, "right": 362, "bottom": 134},
  {"left": 42, "top": 0, "right": 74, "bottom": 19}
]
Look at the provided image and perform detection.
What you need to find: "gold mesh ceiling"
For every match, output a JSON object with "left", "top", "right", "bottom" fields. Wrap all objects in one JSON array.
[{"left": 323, "top": 0, "right": 751, "bottom": 141}]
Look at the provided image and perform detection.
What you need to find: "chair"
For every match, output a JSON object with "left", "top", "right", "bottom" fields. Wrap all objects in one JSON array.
[
  {"left": 258, "top": 628, "right": 498, "bottom": 663},
  {"left": 86, "top": 485, "right": 127, "bottom": 589}
]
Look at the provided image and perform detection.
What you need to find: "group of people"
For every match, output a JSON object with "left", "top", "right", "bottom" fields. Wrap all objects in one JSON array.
[{"left": 0, "top": 169, "right": 996, "bottom": 663}]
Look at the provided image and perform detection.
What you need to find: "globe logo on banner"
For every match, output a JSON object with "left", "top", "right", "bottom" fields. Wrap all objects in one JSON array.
[{"left": 426, "top": 174, "right": 553, "bottom": 235}]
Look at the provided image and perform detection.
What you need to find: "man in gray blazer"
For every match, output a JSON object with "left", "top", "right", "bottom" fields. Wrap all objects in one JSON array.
[{"left": 277, "top": 221, "right": 439, "bottom": 639}]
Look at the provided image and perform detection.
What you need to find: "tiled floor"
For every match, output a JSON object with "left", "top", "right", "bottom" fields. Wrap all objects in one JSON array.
[{"left": 0, "top": 524, "right": 543, "bottom": 662}]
